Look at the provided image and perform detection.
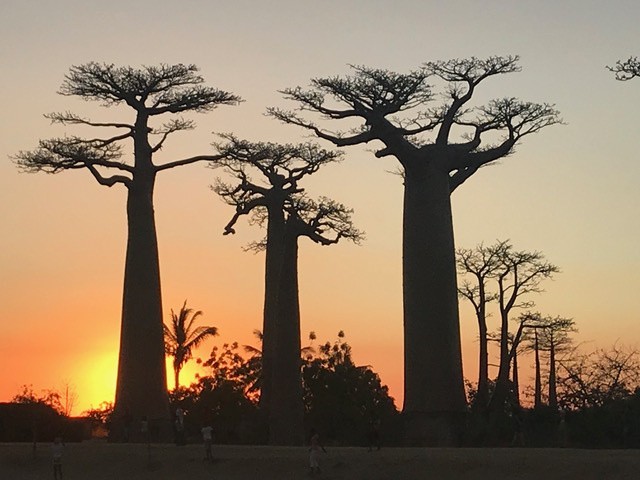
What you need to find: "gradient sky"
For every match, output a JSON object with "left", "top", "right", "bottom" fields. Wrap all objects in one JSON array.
[{"left": 1, "top": 0, "right": 639, "bottom": 414}]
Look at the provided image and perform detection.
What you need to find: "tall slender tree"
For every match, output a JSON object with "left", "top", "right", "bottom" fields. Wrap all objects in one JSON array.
[
  {"left": 213, "top": 136, "right": 362, "bottom": 444},
  {"left": 14, "top": 63, "right": 240, "bottom": 439},
  {"left": 270, "top": 56, "right": 561, "bottom": 444},
  {"left": 535, "top": 315, "right": 576, "bottom": 409},
  {"left": 456, "top": 242, "right": 502, "bottom": 411},
  {"left": 164, "top": 301, "right": 218, "bottom": 390},
  {"left": 489, "top": 245, "right": 559, "bottom": 412},
  {"left": 487, "top": 312, "right": 534, "bottom": 409}
]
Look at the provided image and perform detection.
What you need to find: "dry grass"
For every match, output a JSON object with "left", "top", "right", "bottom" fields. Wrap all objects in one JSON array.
[{"left": 1, "top": 441, "right": 639, "bottom": 479}]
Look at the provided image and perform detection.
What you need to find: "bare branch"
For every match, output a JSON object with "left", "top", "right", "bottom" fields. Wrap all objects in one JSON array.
[
  {"left": 150, "top": 118, "right": 195, "bottom": 153},
  {"left": 448, "top": 98, "right": 561, "bottom": 191},
  {"left": 213, "top": 134, "right": 341, "bottom": 187},
  {"left": 86, "top": 164, "right": 131, "bottom": 187},
  {"left": 424, "top": 55, "right": 521, "bottom": 144},
  {"left": 607, "top": 56, "right": 640, "bottom": 81},
  {"left": 290, "top": 195, "right": 364, "bottom": 246},
  {"left": 45, "top": 112, "right": 135, "bottom": 130},
  {"left": 13, "top": 137, "right": 132, "bottom": 175},
  {"left": 267, "top": 108, "right": 375, "bottom": 147},
  {"left": 220, "top": 197, "right": 268, "bottom": 236},
  {"left": 156, "top": 154, "right": 224, "bottom": 172},
  {"left": 60, "top": 62, "right": 242, "bottom": 113},
  {"left": 270, "top": 65, "right": 432, "bottom": 150}
]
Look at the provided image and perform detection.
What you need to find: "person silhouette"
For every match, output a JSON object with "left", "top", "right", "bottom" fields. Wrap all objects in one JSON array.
[
  {"left": 122, "top": 408, "right": 133, "bottom": 442},
  {"left": 367, "top": 419, "right": 381, "bottom": 451},
  {"left": 174, "top": 407, "right": 186, "bottom": 445},
  {"left": 308, "top": 428, "right": 327, "bottom": 475},
  {"left": 201, "top": 422, "right": 214, "bottom": 462},
  {"left": 511, "top": 408, "right": 525, "bottom": 447},
  {"left": 51, "top": 436, "right": 64, "bottom": 480}
]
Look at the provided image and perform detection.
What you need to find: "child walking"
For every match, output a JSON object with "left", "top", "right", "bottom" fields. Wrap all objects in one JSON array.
[
  {"left": 308, "top": 428, "right": 326, "bottom": 476},
  {"left": 52, "top": 436, "right": 64, "bottom": 480},
  {"left": 201, "top": 423, "right": 214, "bottom": 462}
]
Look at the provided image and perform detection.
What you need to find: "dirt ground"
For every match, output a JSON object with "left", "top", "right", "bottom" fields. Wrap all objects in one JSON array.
[{"left": 1, "top": 441, "right": 639, "bottom": 480}]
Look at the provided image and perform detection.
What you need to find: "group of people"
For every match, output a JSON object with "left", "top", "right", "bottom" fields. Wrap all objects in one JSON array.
[
  {"left": 47, "top": 408, "right": 380, "bottom": 478},
  {"left": 174, "top": 407, "right": 214, "bottom": 461}
]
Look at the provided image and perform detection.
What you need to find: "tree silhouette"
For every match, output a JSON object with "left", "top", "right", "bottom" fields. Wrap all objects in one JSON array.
[
  {"left": 456, "top": 243, "right": 501, "bottom": 411},
  {"left": 14, "top": 63, "right": 240, "bottom": 439},
  {"left": 558, "top": 344, "right": 640, "bottom": 410},
  {"left": 270, "top": 56, "right": 561, "bottom": 444},
  {"left": 608, "top": 56, "right": 640, "bottom": 80},
  {"left": 302, "top": 331, "right": 399, "bottom": 445},
  {"left": 488, "top": 244, "right": 559, "bottom": 413},
  {"left": 241, "top": 329, "right": 317, "bottom": 398},
  {"left": 164, "top": 300, "right": 218, "bottom": 390},
  {"left": 487, "top": 312, "right": 534, "bottom": 409},
  {"left": 212, "top": 136, "right": 362, "bottom": 445},
  {"left": 532, "top": 315, "right": 576, "bottom": 409}
]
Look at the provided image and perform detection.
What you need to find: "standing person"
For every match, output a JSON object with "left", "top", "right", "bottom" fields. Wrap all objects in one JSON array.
[
  {"left": 367, "top": 419, "right": 381, "bottom": 452},
  {"left": 308, "top": 428, "right": 327, "bottom": 476},
  {"left": 557, "top": 410, "right": 568, "bottom": 447},
  {"left": 175, "top": 407, "right": 186, "bottom": 445},
  {"left": 201, "top": 423, "right": 214, "bottom": 462},
  {"left": 122, "top": 408, "right": 133, "bottom": 442},
  {"left": 511, "top": 408, "right": 525, "bottom": 447},
  {"left": 140, "top": 415, "right": 149, "bottom": 440},
  {"left": 51, "top": 436, "right": 64, "bottom": 480}
]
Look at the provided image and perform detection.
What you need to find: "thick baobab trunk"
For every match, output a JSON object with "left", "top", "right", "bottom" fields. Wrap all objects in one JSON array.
[
  {"left": 113, "top": 172, "right": 170, "bottom": 441},
  {"left": 476, "top": 318, "right": 489, "bottom": 410},
  {"left": 548, "top": 339, "right": 557, "bottom": 409},
  {"left": 489, "top": 314, "right": 512, "bottom": 413},
  {"left": 534, "top": 331, "right": 542, "bottom": 409},
  {"left": 512, "top": 351, "right": 520, "bottom": 407},
  {"left": 401, "top": 162, "right": 466, "bottom": 446},
  {"left": 267, "top": 227, "right": 304, "bottom": 445},
  {"left": 260, "top": 206, "right": 287, "bottom": 438}
]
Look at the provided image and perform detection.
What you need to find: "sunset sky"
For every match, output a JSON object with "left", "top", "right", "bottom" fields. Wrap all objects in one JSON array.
[{"left": 1, "top": 1, "right": 639, "bottom": 415}]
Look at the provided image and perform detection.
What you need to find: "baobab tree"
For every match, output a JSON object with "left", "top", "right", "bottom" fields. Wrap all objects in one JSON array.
[
  {"left": 212, "top": 136, "right": 362, "bottom": 445},
  {"left": 608, "top": 56, "right": 640, "bottom": 80},
  {"left": 487, "top": 312, "right": 535, "bottom": 409},
  {"left": 456, "top": 242, "right": 502, "bottom": 411},
  {"left": 270, "top": 56, "right": 561, "bottom": 444},
  {"left": 164, "top": 301, "right": 218, "bottom": 390},
  {"left": 558, "top": 344, "right": 640, "bottom": 410},
  {"left": 14, "top": 63, "right": 240, "bottom": 440},
  {"left": 488, "top": 244, "right": 559, "bottom": 413},
  {"left": 534, "top": 315, "right": 576, "bottom": 409}
]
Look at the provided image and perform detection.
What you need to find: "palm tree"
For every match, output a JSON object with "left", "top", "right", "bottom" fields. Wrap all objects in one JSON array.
[{"left": 164, "top": 301, "right": 218, "bottom": 389}]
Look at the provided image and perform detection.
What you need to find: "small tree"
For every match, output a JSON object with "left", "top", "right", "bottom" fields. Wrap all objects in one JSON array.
[
  {"left": 14, "top": 63, "right": 240, "bottom": 439},
  {"left": 12, "top": 385, "right": 63, "bottom": 414},
  {"left": 213, "top": 136, "right": 362, "bottom": 445},
  {"left": 302, "top": 332, "right": 399, "bottom": 445},
  {"left": 173, "top": 342, "right": 261, "bottom": 444},
  {"left": 164, "top": 300, "right": 218, "bottom": 389},
  {"left": 271, "top": 56, "right": 561, "bottom": 444},
  {"left": 558, "top": 344, "right": 640, "bottom": 410}
]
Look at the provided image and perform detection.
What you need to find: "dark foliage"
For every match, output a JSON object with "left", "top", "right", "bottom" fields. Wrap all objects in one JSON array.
[
  {"left": 2, "top": 385, "right": 90, "bottom": 442},
  {"left": 162, "top": 332, "right": 399, "bottom": 446},
  {"left": 302, "top": 332, "right": 401, "bottom": 446},
  {"left": 168, "top": 342, "right": 261, "bottom": 444}
]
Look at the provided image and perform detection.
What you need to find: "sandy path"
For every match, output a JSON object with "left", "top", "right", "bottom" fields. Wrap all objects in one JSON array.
[{"left": 1, "top": 442, "right": 639, "bottom": 479}]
